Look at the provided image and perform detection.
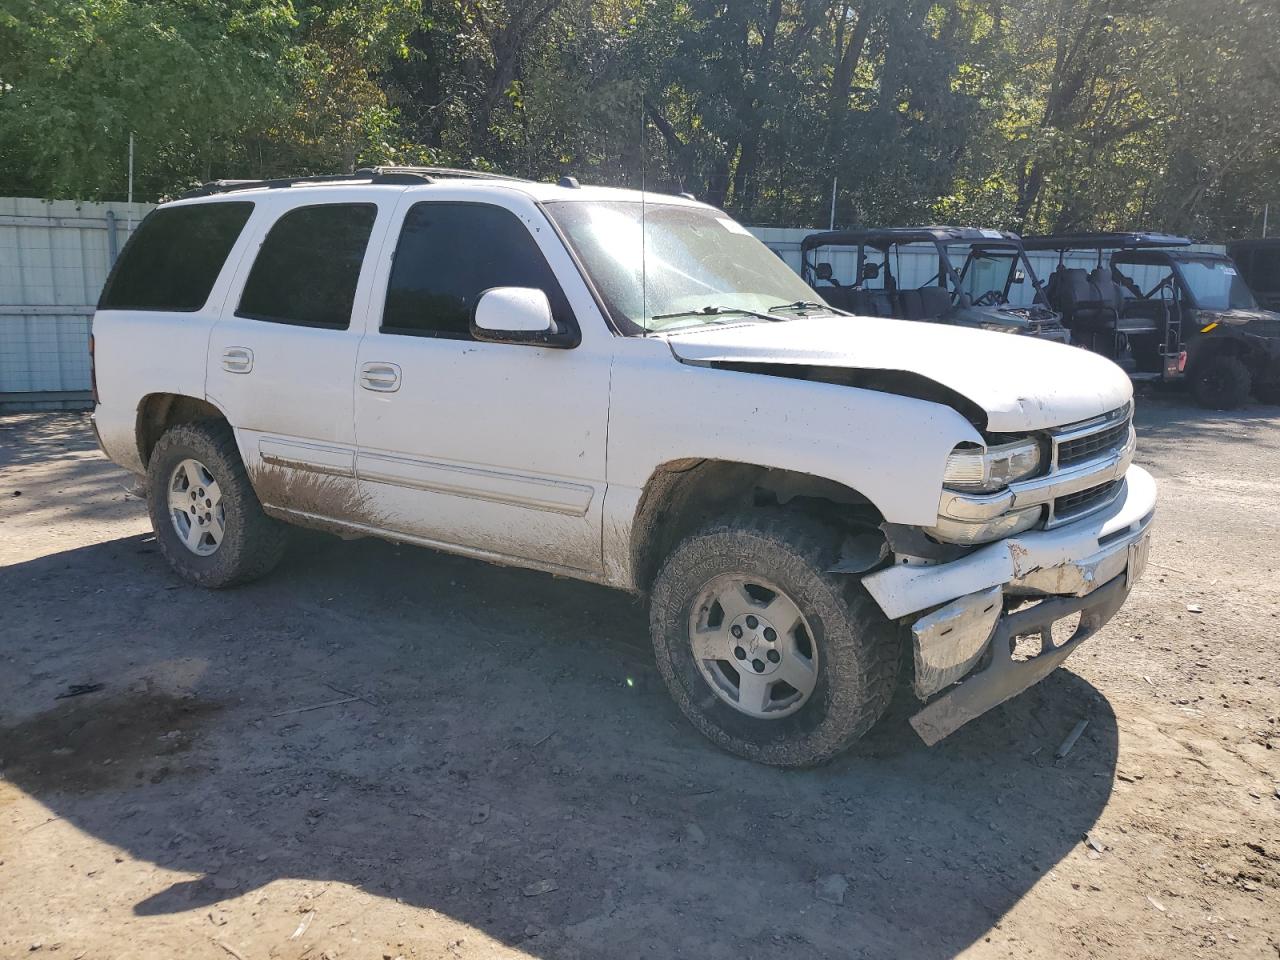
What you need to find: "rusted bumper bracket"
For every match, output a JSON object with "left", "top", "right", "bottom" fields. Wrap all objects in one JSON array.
[{"left": 909, "top": 573, "right": 1130, "bottom": 746}]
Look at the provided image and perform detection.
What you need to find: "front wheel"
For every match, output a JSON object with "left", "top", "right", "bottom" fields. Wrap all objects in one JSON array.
[
  {"left": 1190, "top": 353, "right": 1251, "bottom": 409},
  {"left": 146, "top": 420, "right": 289, "bottom": 588},
  {"left": 649, "top": 512, "right": 901, "bottom": 767}
]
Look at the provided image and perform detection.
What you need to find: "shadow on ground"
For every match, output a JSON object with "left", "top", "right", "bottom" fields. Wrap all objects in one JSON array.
[{"left": 1, "top": 530, "right": 1119, "bottom": 959}]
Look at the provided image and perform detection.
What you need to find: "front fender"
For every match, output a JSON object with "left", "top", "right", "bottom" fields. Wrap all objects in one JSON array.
[
  {"left": 599, "top": 341, "right": 980, "bottom": 587},
  {"left": 607, "top": 342, "right": 979, "bottom": 526}
]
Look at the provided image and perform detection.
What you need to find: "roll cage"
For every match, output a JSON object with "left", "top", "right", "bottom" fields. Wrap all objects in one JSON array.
[{"left": 799, "top": 227, "right": 1061, "bottom": 336}]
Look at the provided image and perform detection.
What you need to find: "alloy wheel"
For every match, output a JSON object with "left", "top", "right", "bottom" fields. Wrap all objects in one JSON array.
[
  {"left": 167, "top": 458, "right": 224, "bottom": 556},
  {"left": 688, "top": 574, "right": 819, "bottom": 719}
]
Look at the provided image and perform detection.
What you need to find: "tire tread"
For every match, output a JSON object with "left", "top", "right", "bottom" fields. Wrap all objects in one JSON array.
[
  {"left": 147, "top": 419, "right": 288, "bottom": 588},
  {"left": 650, "top": 509, "right": 901, "bottom": 767}
]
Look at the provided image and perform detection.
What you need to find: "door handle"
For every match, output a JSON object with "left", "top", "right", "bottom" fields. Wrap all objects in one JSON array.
[
  {"left": 360, "top": 362, "right": 402, "bottom": 392},
  {"left": 222, "top": 347, "right": 253, "bottom": 374}
]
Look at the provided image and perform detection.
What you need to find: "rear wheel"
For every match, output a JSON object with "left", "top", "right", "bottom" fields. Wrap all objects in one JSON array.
[
  {"left": 146, "top": 420, "right": 289, "bottom": 588},
  {"left": 649, "top": 511, "right": 901, "bottom": 767},
  {"left": 1190, "top": 353, "right": 1251, "bottom": 409}
]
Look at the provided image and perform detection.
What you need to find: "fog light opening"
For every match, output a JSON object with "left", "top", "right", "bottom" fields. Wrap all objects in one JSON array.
[
  {"left": 1047, "top": 612, "right": 1083, "bottom": 649},
  {"left": 1011, "top": 633, "right": 1043, "bottom": 662}
]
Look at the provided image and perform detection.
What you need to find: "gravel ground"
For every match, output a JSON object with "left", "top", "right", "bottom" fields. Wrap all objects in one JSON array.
[{"left": 0, "top": 396, "right": 1277, "bottom": 960}]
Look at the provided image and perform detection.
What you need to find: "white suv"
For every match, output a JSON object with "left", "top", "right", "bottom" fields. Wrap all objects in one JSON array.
[{"left": 91, "top": 167, "right": 1155, "bottom": 766}]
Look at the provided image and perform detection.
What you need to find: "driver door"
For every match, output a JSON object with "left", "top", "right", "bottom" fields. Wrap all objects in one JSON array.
[{"left": 352, "top": 193, "right": 612, "bottom": 575}]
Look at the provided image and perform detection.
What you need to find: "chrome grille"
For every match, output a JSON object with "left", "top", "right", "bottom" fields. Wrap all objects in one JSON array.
[
  {"left": 1055, "top": 480, "right": 1122, "bottom": 520},
  {"left": 1041, "top": 404, "right": 1134, "bottom": 528},
  {"left": 934, "top": 401, "right": 1137, "bottom": 542},
  {"left": 1058, "top": 419, "right": 1130, "bottom": 468}
]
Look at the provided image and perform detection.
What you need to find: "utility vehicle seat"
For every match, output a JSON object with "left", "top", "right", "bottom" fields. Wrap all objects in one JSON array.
[
  {"left": 1054, "top": 268, "right": 1114, "bottom": 331},
  {"left": 898, "top": 286, "right": 952, "bottom": 320},
  {"left": 1091, "top": 267, "right": 1156, "bottom": 334},
  {"left": 1088, "top": 268, "right": 1124, "bottom": 313},
  {"left": 868, "top": 290, "right": 896, "bottom": 317}
]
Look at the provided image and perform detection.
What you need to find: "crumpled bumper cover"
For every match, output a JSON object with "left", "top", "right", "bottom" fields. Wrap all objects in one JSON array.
[
  {"left": 907, "top": 574, "right": 1130, "bottom": 745},
  {"left": 863, "top": 465, "right": 1156, "bottom": 745}
]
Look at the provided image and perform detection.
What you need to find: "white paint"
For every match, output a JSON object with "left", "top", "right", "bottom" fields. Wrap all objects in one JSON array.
[
  {"left": 605, "top": 334, "right": 979, "bottom": 534},
  {"left": 474, "top": 286, "right": 553, "bottom": 333},
  {"left": 661, "top": 314, "right": 1132, "bottom": 432}
]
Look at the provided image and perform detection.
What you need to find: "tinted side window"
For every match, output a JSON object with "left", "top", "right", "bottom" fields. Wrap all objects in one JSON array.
[
  {"left": 98, "top": 202, "right": 253, "bottom": 311},
  {"left": 237, "top": 203, "right": 377, "bottom": 329},
  {"left": 382, "top": 202, "right": 572, "bottom": 338}
]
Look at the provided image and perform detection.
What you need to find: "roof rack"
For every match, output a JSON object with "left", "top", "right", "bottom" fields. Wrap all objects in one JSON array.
[
  {"left": 365, "top": 165, "right": 530, "bottom": 183},
  {"left": 178, "top": 165, "right": 531, "bottom": 199}
]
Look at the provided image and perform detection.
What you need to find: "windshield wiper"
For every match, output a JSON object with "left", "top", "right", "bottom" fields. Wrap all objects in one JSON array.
[
  {"left": 768, "top": 300, "right": 847, "bottom": 316},
  {"left": 650, "top": 305, "right": 781, "bottom": 324}
]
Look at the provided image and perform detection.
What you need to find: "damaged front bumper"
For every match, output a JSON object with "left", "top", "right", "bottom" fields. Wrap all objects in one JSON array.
[{"left": 863, "top": 464, "right": 1156, "bottom": 745}]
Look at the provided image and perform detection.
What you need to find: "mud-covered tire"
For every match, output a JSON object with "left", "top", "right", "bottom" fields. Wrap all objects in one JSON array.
[
  {"left": 146, "top": 420, "right": 289, "bottom": 588},
  {"left": 649, "top": 511, "right": 901, "bottom": 767},
  {"left": 1190, "top": 354, "right": 1251, "bottom": 409}
]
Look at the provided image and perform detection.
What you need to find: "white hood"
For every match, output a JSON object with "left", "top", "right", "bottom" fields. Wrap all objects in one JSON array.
[{"left": 661, "top": 315, "right": 1132, "bottom": 432}]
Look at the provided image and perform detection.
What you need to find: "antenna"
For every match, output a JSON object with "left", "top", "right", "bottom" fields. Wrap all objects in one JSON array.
[{"left": 640, "top": 101, "right": 648, "bottom": 334}]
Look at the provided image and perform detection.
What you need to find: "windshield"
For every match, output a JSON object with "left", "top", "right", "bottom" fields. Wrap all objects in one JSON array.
[
  {"left": 544, "top": 201, "right": 824, "bottom": 333},
  {"left": 1178, "top": 258, "right": 1257, "bottom": 311}
]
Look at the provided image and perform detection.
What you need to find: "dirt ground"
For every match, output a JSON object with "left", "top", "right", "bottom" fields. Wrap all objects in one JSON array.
[{"left": 0, "top": 397, "right": 1277, "bottom": 960}]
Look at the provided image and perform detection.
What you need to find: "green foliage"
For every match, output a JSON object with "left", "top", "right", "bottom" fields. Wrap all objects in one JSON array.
[
  {"left": 0, "top": 0, "right": 296, "bottom": 197},
  {"left": 2, "top": 0, "right": 1277, "bottom": 238}
]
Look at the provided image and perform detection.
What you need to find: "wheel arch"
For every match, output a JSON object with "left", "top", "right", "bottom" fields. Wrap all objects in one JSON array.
[
  {"left": 628, "top": 458, "right": 887, "bottom": 594},
  {"left": 135, "top": 392, "right": 229, "bottom": 469}
]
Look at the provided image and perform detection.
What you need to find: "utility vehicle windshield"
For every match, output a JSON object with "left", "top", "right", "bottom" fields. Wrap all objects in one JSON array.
[
  {"left": 953, "top": 244, "right": 1039, "bottom": 307},
  {"left": 545, "top": 201, "right": 824, "bottom": 333},
  {"left": 1178, "top": 258, "right": 1258, "bottom": 311}
]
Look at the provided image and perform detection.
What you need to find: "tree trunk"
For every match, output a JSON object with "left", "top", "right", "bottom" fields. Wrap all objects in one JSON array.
[{"left": 825, "top": 4, "right": 872, "bottom": 154}]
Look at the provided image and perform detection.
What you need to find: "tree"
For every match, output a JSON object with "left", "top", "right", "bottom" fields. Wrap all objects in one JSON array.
[
  {"left": 0, "top": 0, "right": 295, "bottom": 198},
  {"left": 1, "top": 0, "right": 1275, "bottom": 241}
]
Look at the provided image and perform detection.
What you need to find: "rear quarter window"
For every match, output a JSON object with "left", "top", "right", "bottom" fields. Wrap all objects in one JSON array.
[{"left": 98, "top": 202, "right": 254, "bottom": 311}]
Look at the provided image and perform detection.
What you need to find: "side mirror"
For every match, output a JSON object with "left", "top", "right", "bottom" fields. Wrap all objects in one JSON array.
[
  {"left": 861, "top": 262, "right": 881, "bottom": 281},
  {"left": 471, "top": 287, "right": 577, "bottom": 348},
  {"left": 815, "top": 262, "right": 834, "bottom": 281}
]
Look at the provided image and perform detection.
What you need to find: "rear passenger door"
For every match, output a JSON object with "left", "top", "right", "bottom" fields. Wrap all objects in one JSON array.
[
  {"left": 206, "top": 191, "right": 394, "bottom": 525},
  {"left": 352, "top": 193, "right": 611, "bottom": 575}
]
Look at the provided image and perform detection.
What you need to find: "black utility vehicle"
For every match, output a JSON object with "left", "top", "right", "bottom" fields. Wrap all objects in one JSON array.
[
  {"left": 1227, "top": 238, "right": 1280, "bottom": 311},
  {"left": 800, "top": 227, "right": 1067, "bottom": 340},
  {"left": 1025, "top": 233, "right": 1280, "bottom": 409}
]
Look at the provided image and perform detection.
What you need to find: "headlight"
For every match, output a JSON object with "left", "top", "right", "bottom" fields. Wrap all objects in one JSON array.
[{"left": 944, "top": 438, "right": 1043, "bottom": 492}]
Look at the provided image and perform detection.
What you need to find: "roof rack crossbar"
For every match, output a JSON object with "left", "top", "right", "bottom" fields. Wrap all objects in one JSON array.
[
  {"left": 179, "top": 171, "right": 431, "bottom": 199},
  {"left": 361, "top": 165, "right": 530, "bottom": 183},
  {"left": 178, "top": 165, "right": 530, "bottom": 199}
]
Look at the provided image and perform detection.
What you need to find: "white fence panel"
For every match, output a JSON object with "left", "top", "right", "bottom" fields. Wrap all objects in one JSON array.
[{"left": 0, "top": 197, "right": 153, "bottom": 409}]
